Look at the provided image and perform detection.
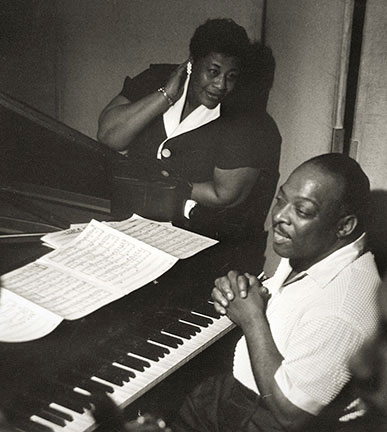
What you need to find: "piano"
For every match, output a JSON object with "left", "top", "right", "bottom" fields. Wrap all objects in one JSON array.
[{"left": 0, "top": 92, "right": 238, "bottom": 431}]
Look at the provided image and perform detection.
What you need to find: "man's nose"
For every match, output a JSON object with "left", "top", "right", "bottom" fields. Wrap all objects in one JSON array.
[{"left": 272, "top": 203, "right": 291, "bottom": 224}]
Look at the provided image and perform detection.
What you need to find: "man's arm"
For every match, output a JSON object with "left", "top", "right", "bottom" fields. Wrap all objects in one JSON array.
[{"left": 212, "top": 272, "right": 313, "bottom": 431}]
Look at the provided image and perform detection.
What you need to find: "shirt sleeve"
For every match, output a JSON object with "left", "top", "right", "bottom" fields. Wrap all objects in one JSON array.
[
  {"left": 214, "top": 111, "right": 281, "bottom": 172},
  {"left": 275, "top": 315, "right": 363, "bottom": 415}
]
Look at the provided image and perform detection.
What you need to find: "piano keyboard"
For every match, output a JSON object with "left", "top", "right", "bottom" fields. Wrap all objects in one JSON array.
[{"left": 14, "top": 303, "right": 234, "bottom": 432}]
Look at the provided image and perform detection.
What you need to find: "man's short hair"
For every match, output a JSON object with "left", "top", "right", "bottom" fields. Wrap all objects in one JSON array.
[{"left": 302, "top": 153, "right": 370, "bottom": 231}]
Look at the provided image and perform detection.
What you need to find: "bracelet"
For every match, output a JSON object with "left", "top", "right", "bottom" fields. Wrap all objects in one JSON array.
[{"left": 157, "top": 87, "right": 174, "bottom": 106}]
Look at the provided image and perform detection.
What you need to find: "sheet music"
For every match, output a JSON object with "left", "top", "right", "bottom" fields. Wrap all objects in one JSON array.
[
  {"left": 0, "top": 287, "right": 62, "bottom": 342},
  {"left": 1, "top": 261, "right": 124, "bottom": 320},
  {"left": 40, "top": 220, "right": 178, "bottom": 292},
  {"left": 1, "top": 220, "right": 178, "bottom": 338},
  {"left": 42, "top": 215, "right": 218, "bottom": 258},
  {"left": 112, "top": 217, "right": 218, "bottom": 258}
]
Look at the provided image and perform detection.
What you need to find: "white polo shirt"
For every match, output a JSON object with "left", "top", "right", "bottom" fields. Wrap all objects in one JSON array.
[{"left": 233, "top": 234, "right": 381, "bottom": 415}]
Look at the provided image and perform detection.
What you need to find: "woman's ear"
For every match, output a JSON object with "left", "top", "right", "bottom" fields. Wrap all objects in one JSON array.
[{"left": 336, "top": 214, "right": 358, "bottom": 239}]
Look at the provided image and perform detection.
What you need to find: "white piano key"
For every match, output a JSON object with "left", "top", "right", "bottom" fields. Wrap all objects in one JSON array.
[
  {"left": 28, "top": 313, "right": 234, "bottom": 432},
  {"left": 49, "top": 403, "right": 94, "bottom": 431}
]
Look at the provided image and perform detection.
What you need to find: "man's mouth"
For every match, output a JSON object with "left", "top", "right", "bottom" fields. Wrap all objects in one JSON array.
[{"left": 273, "top": 227, "right": 291, "bottom": 244}]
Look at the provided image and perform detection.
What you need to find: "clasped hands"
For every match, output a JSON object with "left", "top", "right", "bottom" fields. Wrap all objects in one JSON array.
[{"left": 211, "top": 271, "right": 271, "bottom": 328}]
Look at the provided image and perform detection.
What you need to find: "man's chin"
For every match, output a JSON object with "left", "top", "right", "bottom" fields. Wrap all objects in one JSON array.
[{"left": 272, "top": 242, "right": 293, "bottom": 258}]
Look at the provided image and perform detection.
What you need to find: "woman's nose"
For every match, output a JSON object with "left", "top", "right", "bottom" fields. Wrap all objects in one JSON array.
[{"left": 214, "top": 75, "right": 226, "bottom": 90}]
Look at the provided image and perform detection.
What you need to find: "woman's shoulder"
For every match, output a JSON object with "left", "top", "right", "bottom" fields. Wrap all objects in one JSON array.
[{"left": 218, "top": 108, "right": 281, "bottom": 147}]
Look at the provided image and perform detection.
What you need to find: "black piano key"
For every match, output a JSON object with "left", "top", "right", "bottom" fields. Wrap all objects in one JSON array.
[
  {"left": 44, "top": 406, "right": 73, "bottom": 422},
  {"left": 119, "top": 340, "right": 169, "bottom": 362},
  {"left": 183, "top": 312, "right": 213, "bottom": 327},
  {"left": 148, "top": 342, "right": 170, "bottom": 355},
  {"left": 78, "top": 378, "right": 114, "bottom": 394},
  {"left": 149, "top": 332, "right": 183, "bottom": 348},
  {"left": 109, "top": 364, "right": 136, "bottom": 379},
  {"left": 94, "top": 369, "right": 124, "bottom": 386},
  {"left": 104, "top": 336, "right": 168, "bottom": 361},
  {"left": 36, "top": 409, "right": 67, "bottom": 427},
  {"left": 97, "top": 364, "right": 135, "bottom": 385},
  {"left": 51, "top": 386, "right": 92, "bottom": 413},
  {"left": 116, "top": 354, "right": 150, "bottom": 371},
  {"left": 193, "top": 302, "right": 221, "bottom": 319},
  {"left": 163, "top": 321, "right": 201, "bottom": 339},
  {"left": 13, "top": 419, "right": 54, "bottom": 432}
]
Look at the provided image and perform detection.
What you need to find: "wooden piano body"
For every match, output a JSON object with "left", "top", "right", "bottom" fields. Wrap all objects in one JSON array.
[{"left": 0, "top": 92, "right": 237, "bottom": 431}]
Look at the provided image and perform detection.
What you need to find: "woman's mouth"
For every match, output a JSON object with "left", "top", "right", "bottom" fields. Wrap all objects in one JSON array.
[{"left": 206, "top": 91, "right": 223, "bottom": 103}]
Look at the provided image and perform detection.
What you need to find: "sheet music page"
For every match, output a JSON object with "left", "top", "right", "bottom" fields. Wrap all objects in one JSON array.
[
  {"left": 38, "top": 219, "right": 178, "bottom": 302},
  {"left": 0, "top": 287, "right": 62, "bottom": 342},
  {"left": 41, "top": 220, "right": 121, "bottom": 249},
  {"left": 42, "top": 215, "right": 218, "bottom": 258},
  {"left": 1, "top": 261, "right": 125, "bottom": 320},
  {"left": 1, "top": 221, "right": 177, "bottom": 322},
  {"left": 112, "top": 217, "right": 218, "bottom": 259}
]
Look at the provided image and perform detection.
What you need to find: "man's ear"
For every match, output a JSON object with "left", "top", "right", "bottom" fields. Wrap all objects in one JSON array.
[{"left": 336, "top": 214, "right": 358, "bottom": 239}]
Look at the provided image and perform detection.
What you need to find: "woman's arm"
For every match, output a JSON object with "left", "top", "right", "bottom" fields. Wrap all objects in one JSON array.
[
  {"left": 97, "top": 62, "right": 188, "bottom": 152},
  {"left": 191, "top": 166, "right": 259, "bottom": 207},
  {"left": 97, "top": 92, "right": 171, "bottom": 151}
]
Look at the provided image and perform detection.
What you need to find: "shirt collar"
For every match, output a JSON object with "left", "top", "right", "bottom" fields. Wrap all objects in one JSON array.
[
  {"left": 162, "top": 74, "right": 221, "bottom": 139},
  {"left": 267, "top": 233, "right": 367, "bottom": 292}
]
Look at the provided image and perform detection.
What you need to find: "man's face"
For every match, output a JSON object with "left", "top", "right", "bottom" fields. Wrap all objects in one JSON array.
[
  {"left": 350, "top": 278, "right": 387, "bottom": 415},
  {"left": 271, "top": 163, "right": 344, "bottom": 271}
]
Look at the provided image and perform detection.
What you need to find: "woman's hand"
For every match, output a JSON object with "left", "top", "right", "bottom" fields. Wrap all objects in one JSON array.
[{"left": 164, "top": 60, "right": 190, "bottom": 103}]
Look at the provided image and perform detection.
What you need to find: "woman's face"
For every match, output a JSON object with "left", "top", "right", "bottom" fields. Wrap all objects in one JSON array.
[{"left": 187, "top": 52, "right": 241, "bottom": 110}]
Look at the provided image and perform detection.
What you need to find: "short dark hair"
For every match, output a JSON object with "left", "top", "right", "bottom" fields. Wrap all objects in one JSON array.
[
  {"left": 189, "top": 18, "right": 250, "bottom": 65},
  {"left": 303, "top": 153, "right": 371, "bottom": 230}
]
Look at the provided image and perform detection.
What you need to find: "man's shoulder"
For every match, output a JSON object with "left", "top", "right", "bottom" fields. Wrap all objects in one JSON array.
[
  {"left": 309, "top": 252, "right": 381, "bottom": 335},
  {"left": 347, "top": 250, "right": 380, "bottom": 285}
]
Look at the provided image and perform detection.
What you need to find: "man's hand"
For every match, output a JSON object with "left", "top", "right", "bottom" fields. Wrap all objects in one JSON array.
[{"left": 211, "top": 270, "right": 270, "bottom": 327}]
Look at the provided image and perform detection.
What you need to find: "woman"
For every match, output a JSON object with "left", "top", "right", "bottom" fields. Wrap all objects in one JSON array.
[{"left": 98, "top": 19, "right": 281, "bottom": 269}]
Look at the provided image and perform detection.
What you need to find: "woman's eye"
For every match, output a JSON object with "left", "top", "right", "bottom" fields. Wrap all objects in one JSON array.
[{"left": 227, "top": 73, "right": 238, "bottom": 81}]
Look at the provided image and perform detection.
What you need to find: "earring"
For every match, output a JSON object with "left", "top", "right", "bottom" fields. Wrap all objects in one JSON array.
[{"left": 187, "top": 61, "right": 192, "bottom": 75}]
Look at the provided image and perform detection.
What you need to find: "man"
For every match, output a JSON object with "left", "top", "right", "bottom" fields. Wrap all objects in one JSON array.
[
  {"left": 172, "top": 153, "right": 381, "bottom": 432},
  {"left": 336, "top": 273, "right": 387, "bottom": 431}
]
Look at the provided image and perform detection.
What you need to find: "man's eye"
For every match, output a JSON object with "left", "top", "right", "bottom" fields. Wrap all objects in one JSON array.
[
  {"left": 208, "top": 69, "right": 218, "bottom": 77},
  {"left": 296, "top": 208, "right": 312, "bottom": 217}
]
